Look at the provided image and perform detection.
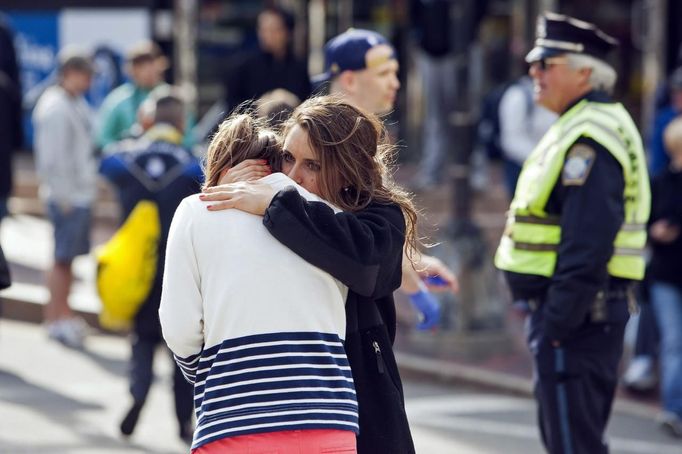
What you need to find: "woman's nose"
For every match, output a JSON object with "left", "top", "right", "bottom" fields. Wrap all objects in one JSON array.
[{"left": 288, "top": 166, "right": 303, "bottom": 184}]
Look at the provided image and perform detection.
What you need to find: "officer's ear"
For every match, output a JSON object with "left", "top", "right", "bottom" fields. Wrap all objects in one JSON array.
[{"left": 577, "top": 66, "right": 593, "bottom": 88}]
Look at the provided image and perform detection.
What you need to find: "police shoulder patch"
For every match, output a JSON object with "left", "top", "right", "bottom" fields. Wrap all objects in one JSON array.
[{"left": 562, "top": 144, "right": 596, "bottom": 186}]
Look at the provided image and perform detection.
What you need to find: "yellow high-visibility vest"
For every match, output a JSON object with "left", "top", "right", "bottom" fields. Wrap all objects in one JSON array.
[{"left": 495, "top": 99, "right": 651, "bottom": 280}]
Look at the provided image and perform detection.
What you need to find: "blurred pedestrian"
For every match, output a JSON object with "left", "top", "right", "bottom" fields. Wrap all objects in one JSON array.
[
  {"left": 648, "top": 116, "right": 682, "bottom": 438},
  {"left": 410, "top": 0, "right": 456, "bottom": 190},
  {"left": 200, "top": 95, "right": 418, "bottom": 453},
  {"left": 255, "top": 87, "right": 300, "bottom": 128},
  {"left": 99, "top": 88, "right": 201, "bottom": 442},
  {"left": 620, "top": 67, "right": 682, "bottom": 400},
  {"left": 160, "top": 112, "right": 358, "bottom": 452},
  {"left": 498, "top": 75, "right": 557, "bottom": 196},
  {"left": 96, "top": 41, "right": 169, "bottom": 149},
  {"left": 224, "top": 6, "right": 310, "bottom": 113},
  {"left": 649, "top": 67, "right": 682, "bottom": 177},
  {"left": 495, "top": 13, "right": 650, "bottom": 454},
  {"left": 314, "top": 28, "right": 458, "bottom": 330},
  {"left": 621, "top": 279, "right": 659, "bottom": 394},
  {"left": 33, "top": 49, "right": 96, "bottom": 349},
  {"left": 0, "top": 14, "right": 22, "bottom": 221}
]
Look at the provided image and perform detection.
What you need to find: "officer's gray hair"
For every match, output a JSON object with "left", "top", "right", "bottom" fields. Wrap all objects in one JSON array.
[{"left": 566, "top": 53, "right": 617, "bottom": 94}]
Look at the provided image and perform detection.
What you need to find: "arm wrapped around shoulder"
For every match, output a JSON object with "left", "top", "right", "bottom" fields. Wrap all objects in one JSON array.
[{"left": 264, "top": 187, "right": 405, "bottom": 298}]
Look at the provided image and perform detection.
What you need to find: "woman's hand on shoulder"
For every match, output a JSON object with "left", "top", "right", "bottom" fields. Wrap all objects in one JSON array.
[
  {"left": 200, "top": 180, "right": 277, "bottom": 216},
  {"left": 218, "top": 159, "right": 271, "bottom": 184}
]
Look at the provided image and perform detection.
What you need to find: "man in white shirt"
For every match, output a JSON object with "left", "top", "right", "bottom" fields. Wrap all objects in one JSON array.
[{"left": 33, "top": 49, "right": 96, "bottom": 348}]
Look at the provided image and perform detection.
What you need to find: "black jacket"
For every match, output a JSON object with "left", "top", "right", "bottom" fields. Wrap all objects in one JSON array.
[
  {"left": 647, "top": 167, "right": 682, "bottom": 288},
  {"left": 264, "top": 187, "right": 415, "bottom": 454},
  {"left": 0, "top": 15, "right": 22, "bottom": 199}
]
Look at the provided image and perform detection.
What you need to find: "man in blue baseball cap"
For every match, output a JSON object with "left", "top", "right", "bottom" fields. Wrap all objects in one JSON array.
[
  {"left": 311, "top": 27, "right": 466, "bottom": 454},
  {"left": 314, "top": 28, "right": 400, "bottom": 115}
]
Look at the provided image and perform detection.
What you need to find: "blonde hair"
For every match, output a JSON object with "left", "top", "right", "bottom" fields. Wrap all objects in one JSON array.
[
  {"left": 282, "top": 95, "right": 420, "bottom": 260},
  {"left": 203, "top": 113, "right": 281, "bottom": 190},
  {"left": 663, "top": 116, "right": 682, "bottom": 156}
]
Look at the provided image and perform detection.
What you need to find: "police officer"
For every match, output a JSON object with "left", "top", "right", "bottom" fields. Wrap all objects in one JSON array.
[{"left": 495, "top": 12, "right": 650, "bottom": 454}]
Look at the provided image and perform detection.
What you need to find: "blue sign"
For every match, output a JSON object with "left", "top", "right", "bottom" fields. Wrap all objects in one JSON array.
[{"left": 8, "top": 11, "right": 59, "bottom": 147}]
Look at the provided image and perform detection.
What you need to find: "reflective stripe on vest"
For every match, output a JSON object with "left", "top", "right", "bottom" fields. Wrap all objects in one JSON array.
[{"left": 495, "top": 99, "right": 651, "bottom": 280}]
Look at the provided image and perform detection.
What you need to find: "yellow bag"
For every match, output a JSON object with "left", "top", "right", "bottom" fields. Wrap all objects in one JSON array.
[{"left": 96, "top": 200, "right": 160, "bottom": 331}]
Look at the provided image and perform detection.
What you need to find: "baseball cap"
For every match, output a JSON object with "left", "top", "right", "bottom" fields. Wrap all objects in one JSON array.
[
  {"left": 57, "top": 48, "right": 93, "bottom": 75},
  {"left": 312, "top": 29, "right": 396, "bottom": 85},
  {"left": 126, "top": 41, "right": 165, "bottom": 65}
]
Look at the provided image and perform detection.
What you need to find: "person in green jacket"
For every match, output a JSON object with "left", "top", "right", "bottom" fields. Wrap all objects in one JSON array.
[{"left": 97, "top": 41, "right": 174, "bottom": 149}]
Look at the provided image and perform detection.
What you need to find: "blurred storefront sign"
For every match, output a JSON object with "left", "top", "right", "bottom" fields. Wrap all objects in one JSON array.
[{"left": 6, "top": 8, "right": 150, "bottom": 147}]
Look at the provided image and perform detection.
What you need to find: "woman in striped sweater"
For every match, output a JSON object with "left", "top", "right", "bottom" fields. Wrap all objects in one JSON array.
[{"left": 160, "top": 113, "right": 358, "bottom": 452}]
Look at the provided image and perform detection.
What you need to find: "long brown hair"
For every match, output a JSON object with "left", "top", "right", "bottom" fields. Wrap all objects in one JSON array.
[
  {"left": 282, "top": 95, "right": 420, "bottom": 260},
  {"left": 203, "top": 113, "right": 281, "bottom": 190}
]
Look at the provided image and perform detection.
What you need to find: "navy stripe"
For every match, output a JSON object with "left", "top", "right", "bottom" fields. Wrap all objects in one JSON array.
[
  {"left": 200, "top": 332, "right": 344, "bottom": 356},
  {"left": 201, "top": 401, "right": 358, "bottom": 425},
  {"left": 200, "top": 390, "right": 358, "bottom": 412}
]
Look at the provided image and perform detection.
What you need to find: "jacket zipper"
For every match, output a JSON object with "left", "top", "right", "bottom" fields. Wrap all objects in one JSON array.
[{"left": 373, "top": 340, "right": 385, "bottom": 374}]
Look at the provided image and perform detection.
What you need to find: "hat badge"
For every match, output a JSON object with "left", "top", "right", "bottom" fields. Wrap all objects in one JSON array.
[{"left": 537, "top": 18, "right": 547, "bottom": 38}]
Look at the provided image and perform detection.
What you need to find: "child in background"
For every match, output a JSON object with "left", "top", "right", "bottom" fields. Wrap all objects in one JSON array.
[{"left": 648, "top": 116, "right": 682, "bottom": 438}]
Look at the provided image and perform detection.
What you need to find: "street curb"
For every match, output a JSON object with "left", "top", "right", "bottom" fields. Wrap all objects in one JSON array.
[
  {"left": 0, "top": 291, "right": 100, "bottom": 328},
  {"left": 395, "top": 351, "right": 660, "bottom": 420},
  {"left": 1, "top": 289, "right": 662, "bottom": 422}
]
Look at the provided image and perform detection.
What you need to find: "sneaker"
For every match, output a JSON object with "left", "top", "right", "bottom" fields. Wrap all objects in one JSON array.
[
  {"left": 179, "top": 421, "right": 194, "bottom": 444},
  {"left": 622, "top": 356, "right": 657, "bottom": 392},
  {"left": 658, "top": 411, "right": 682, "bottom": 438},
  {"left": 120, "top": 401, "right": 144, "bottom": 437},
  {"left": 46, "top": 318, "right": 86, "bottom": 349}
]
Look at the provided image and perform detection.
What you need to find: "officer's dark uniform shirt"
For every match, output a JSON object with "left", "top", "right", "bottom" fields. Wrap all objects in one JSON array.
[{"left": 505, "top": 90, "right": 631, "bottom": 341}]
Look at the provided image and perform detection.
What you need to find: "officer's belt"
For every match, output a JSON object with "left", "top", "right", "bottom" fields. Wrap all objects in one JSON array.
[{"left": 526, "top": 286, "right": 636, "bottom": 322}]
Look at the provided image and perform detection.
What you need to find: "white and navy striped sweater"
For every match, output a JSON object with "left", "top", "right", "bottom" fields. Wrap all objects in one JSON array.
[{"left": 160, "top": 174, "right": 357, "bottom": 450}]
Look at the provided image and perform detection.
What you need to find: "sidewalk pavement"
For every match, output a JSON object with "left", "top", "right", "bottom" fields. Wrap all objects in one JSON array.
[
  {"left": 0, "top": 317, "right": 191, "bottom": 453},
  {"left": 0, "top": 152, "right": 662, "bottom": 421}
]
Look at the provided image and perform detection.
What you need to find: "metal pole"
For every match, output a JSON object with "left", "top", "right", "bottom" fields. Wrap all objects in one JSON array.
[
  {"left": 639, "top": 0, "right": 666, "bottom": 132},
  {"left": 308, "top": 0, "right": 326, "bottom": 76},
  {"left": 444, "top": 0, "right": 504, "bottom": 334},
  {"left": 174, "top": 0, "right": 198, "bottom": 116}
]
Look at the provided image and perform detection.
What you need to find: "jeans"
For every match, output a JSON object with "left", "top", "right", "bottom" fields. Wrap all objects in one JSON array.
[{"left": 650, "top": 281, "right": 682, "bottom": 417}]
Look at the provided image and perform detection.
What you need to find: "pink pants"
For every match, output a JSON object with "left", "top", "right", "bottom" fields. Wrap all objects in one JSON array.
[{"left": 192, "top": 429, "right": 356, "bottom": 454}]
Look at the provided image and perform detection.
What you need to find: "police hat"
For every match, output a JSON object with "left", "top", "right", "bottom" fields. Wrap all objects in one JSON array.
[
  {"left": 312, "top": 29, "right": 396, "bottom": 85},
  {"left": 526, "top": 12, "right": 619, "bottom": 63}
]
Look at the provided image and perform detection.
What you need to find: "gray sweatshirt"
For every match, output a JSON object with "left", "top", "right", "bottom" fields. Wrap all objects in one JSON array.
[{"left": 32, "top": 85, "right": 97, "bottom": 207}]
